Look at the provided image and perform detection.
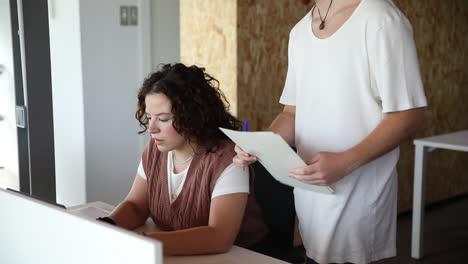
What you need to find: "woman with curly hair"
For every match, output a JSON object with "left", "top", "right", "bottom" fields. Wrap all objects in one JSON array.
[{"left": 103, "top": 63, "right": 268, "bottom": 255}]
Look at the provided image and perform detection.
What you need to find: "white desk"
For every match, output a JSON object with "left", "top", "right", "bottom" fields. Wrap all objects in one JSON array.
[
  {"left": 411, "top": 130, "right": 468, "bottom": 259},
  {"left": 69, "top": 202, "right": 287, "bottom": 264}
]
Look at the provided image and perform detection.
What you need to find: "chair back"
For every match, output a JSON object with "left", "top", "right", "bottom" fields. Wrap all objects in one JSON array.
[{"left": 253, "top": 162, "right": 296, "bottom": 249}]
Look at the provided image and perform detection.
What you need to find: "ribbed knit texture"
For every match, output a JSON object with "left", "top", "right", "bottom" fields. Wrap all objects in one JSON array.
[{"left": 142, "top": 139, "right": 268, "bottom": 247}]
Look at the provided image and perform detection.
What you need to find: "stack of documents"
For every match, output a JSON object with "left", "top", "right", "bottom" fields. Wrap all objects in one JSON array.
[{"left": 220, "top": 128, "right": 333, "bottom": 194}]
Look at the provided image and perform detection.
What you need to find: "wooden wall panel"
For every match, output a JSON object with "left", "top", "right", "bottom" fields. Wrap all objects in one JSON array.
[
  {"left": 181, "top": 0, "right": 468, "bottom": 212},
  {"left": 237, "top": 0, "right": 313, "bottom": 130},
  {"left": 180, "top": 0, "right": 238, "bottom": 115},
  {"left": 236, "top": 0, "right": 468, "bottom": 211},
  {"left": 392, "top": 0, "right": 468, "bottom": 211}
]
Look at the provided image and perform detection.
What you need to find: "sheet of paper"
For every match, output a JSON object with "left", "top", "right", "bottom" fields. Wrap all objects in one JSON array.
[
  {"left": 69, "top": 205, "right": 111, "bottom": 219},
  {"left": 220, "top": 128, "right": 333, "bottom": 194}
]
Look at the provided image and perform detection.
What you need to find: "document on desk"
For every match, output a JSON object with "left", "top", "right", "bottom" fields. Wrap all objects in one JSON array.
[
  {"left": 220, "top": 128, "right": 333, "bottom": 194},
  {"left": 69, "top": 204, "right": 112, "bottom": 219}
]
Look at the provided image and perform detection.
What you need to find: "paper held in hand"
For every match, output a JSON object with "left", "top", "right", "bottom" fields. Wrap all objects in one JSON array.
[{"left": 220, "top": 128, "right": 333, "bottom": 194}]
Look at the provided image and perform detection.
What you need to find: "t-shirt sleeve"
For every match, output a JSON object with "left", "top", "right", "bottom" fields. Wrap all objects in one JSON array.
[
  {"left": 211, "top": 163, "right": 250, "bottom": 199},
  {"left": 279, "top": 32, "right": 297, "bottom": 106},
  {"left": 137, "top": 159, "right": 147, "bottom": 180},
  {"left": 369, "top": 18, "right": 427, "bottom": 113}
]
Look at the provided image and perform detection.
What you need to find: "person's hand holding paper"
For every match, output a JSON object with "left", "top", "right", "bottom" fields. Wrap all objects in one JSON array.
[
  {"left": 233, "top": 144, "right": 257, "bottom": 166},
  {"left": 221, "top": 128, "right": 333, "bottom": 194},
  {"left": 289, "top": 151, "right": 357, "bottom": 186}
]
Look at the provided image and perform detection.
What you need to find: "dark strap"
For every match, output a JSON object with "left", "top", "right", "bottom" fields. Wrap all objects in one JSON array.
[{"left": 96, "top": 216, "right": 117, "bottom": 226}]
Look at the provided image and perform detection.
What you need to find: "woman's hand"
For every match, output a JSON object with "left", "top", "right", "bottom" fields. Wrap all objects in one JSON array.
[{"left": 232, "top": 144, "right": 257, "bottom": 166}]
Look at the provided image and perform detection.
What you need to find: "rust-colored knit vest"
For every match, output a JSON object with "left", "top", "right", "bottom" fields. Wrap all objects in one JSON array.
[{"left": 142, "top": 139, "right": 268, "bottom": 248}]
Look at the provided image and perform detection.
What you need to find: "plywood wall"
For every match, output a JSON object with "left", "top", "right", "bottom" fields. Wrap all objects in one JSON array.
[
  {"left": 392, "top": 0, "right": 468, "bottom": 211},
  {"left": 180, "top": 0, "right": 468, "bottom": 211},
  {"left": 180, "top": 0, "right": 238, "bottom": 115},
  {"left": 237, "top": 0, "right": 313, "bottom": 130},
  {"left": 236, "top": 0, "right": 468, "bottom": 211}
]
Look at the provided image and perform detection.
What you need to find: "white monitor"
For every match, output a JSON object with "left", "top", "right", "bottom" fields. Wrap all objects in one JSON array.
[{"left": 0, "top": 188, "right": 163, "bottom": 264}]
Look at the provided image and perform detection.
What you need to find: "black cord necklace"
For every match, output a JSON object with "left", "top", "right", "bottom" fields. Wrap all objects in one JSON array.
[{"left": 315, "top": 0, "right": 334, "bottom": 30}]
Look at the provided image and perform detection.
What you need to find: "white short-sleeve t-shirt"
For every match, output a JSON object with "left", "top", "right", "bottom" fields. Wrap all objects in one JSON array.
[
  {"left": 280, "top": 0, "right": 427, "bottom": 263},
  {"left": 137, "top": 151, "right": 249, "bottom": 204}
]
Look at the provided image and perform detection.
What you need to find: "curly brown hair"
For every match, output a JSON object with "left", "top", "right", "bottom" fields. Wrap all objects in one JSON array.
[{"left": 136, "top": 63, "right": 241, "bottom": 152}]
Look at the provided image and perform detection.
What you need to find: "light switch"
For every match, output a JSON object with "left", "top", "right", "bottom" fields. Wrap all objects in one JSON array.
[
  {"left": 120, "top": 6, "right": 129, "bottom": 26},
  {"left": 15, "top": 106, "right": 27, "bottom": 128},
  {"left": 129, "top": 6, "right": 138, "bottom": 26}
]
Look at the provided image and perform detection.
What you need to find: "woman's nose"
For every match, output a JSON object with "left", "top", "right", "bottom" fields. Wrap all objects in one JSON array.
[{"left": 147, "top": 119, "right": 159, "bottom": 133}]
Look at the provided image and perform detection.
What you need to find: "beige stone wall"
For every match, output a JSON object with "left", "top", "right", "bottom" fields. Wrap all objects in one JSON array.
[
  {"left": 181, "top": 0, "right": 468, "bottom": 212},
  {"left": 180, "top": 0, "right": 238, "bottom": 115}
]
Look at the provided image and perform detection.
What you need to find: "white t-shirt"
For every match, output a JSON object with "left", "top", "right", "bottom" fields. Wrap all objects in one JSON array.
[
  {"left": 280, "top": 0, "right": 427, "bottom": 263},
  {"left": 137, "top": 151, "right": 250, "bottom": 203}
]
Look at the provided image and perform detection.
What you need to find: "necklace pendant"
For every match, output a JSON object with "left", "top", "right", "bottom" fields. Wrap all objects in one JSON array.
[
  {"left": 319, "top": 21, "right": 325, "bottom": 30},
  {"left": 171, "top": 193, "right": 177, "bottom": 200}
]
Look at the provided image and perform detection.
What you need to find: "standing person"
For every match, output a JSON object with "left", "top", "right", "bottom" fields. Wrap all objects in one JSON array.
[
  {"left": 234, "top": 0, "right": 427, "bottom": 263},
  {"left": 100, "top": 63, "right": 268, "bottom": 255}
]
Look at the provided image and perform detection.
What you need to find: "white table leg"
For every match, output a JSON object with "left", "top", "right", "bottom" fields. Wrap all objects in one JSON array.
[{"left": 411, "top": 145, "right": 428, "bottom": 259}]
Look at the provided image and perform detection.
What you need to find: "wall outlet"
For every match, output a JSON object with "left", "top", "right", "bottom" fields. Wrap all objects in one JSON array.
[
  {"left": 129, "top": 6, "right": 138, "bottom": 26},
  {"left": 120, "top": 6, "right": 128, "bottom": 26}
]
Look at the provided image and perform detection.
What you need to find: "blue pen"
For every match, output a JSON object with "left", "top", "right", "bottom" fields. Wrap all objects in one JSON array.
[{"left": 243, "top": 120, "right": 249, "bottom": 132}]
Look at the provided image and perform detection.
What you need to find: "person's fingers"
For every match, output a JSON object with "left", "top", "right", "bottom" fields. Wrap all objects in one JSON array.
[
  {"left": 289, "top": 173, "right": 313, "bottom": 182},
  {"left": 289, "top": 164, "right": 315, "bottom": 176},
  {"left": 233, "top": 155, "right": 256, "bottom": 166},
  {"left": 234, "top": 144, "right": 246, "bottom": 154},
  {"left": 239, "top": 152, "right": 251, "bottom": 158},
  {"left": 241, "top": 155, "right": 256, "bottom": 163},
  {"left": 302, "top": 180, "right": 327, "bottom": 186},
  {"left": 234, "top": 145, "right": 254, "bottom": 158},
  {"left": 289, "top": 174, "right": 325, "bottom": 185},
  {"left": 308, "top": 153, "right": 321, "bottom": 163}
]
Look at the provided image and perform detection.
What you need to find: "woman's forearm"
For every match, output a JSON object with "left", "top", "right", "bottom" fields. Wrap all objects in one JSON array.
[
  {"left": 145, "top": 226, "right": 233, "bottom": 255},
  {"left": 110, "top": 200, "right": 149, "bottom": 230}
]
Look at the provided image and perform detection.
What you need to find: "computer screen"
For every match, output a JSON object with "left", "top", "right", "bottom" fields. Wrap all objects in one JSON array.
[
  {"left": 0, "top": 188, "right": 162, "bottom": 264},
  {"left": 6, "top": 187, "right": 66, "bottom": 209}
]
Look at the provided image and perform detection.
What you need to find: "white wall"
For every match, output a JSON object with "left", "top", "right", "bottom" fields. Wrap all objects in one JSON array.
[
  {"left": 50, "top": 0, "right": 180, "bottom": 207},
  {"left": 152, "top": 0, "right": 180, "bottom": 67},
  {"left": 0, "top": 0, "right": 19, "bottom": 180},
  {"left": 49, "top": 0, "right": 86, "bottom": 206},
  {"left": 80, "top": 0, "right": 144, "bottom": 206}
]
